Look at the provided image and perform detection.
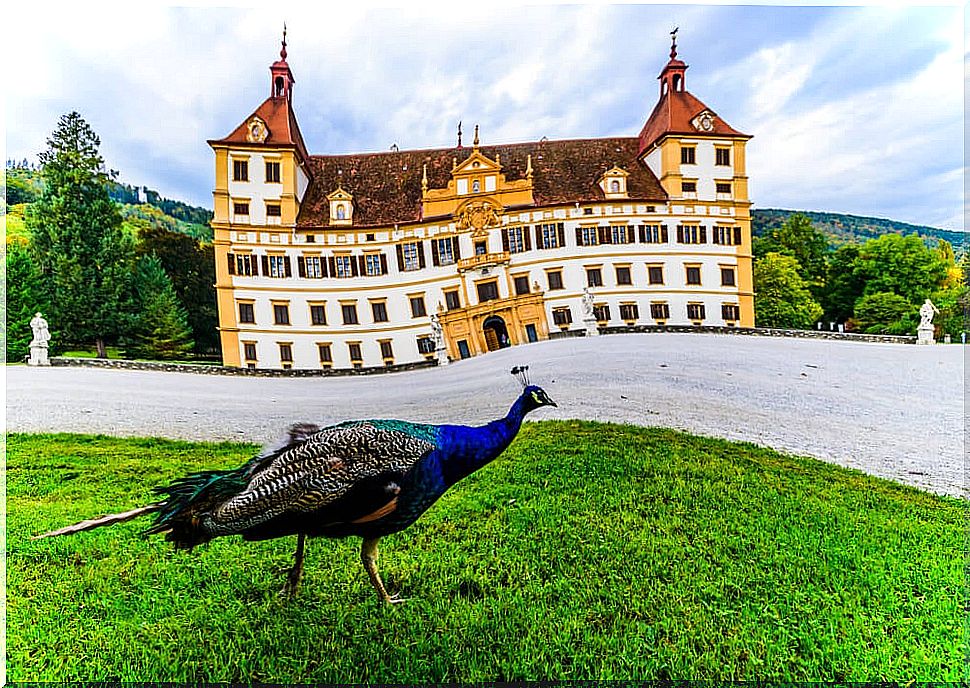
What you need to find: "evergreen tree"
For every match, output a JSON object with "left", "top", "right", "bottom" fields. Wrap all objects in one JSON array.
[
  {"left": 125, "top": 253, "right": 194, "bottom": 360},
  {"left": 753, "top": 252, "right": 824, "bottom": 329},
  {"left": 851, "top": 292, "right": 915, "bottom": 335},
  {"left": 5, "top": 239, "right": 50, "bottom": 360},
  {"left": 25, "top": 112, "right": 135, "bottom": 357}
]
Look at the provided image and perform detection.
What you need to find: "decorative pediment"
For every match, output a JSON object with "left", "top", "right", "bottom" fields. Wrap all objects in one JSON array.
[
  {"left": 598, "top": 166, "right": 630, "bottom": 198},
  {"left": 326, "top": 186, "right": 354, "bottom": 225},
  {"left": 691, "top": 110, "right": 717, "bottom": 133},
  {"left": 246, "top": 116, "right": 269, "bottom": 144}
]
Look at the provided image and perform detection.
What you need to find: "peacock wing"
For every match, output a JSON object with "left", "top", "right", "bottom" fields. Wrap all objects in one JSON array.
[{"left": 202, "top": 420, "right": 437, "bottom": 535}]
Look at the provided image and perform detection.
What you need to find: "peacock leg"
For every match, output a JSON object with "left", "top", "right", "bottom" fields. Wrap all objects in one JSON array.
[
  {"left": 360, "top": 537, "right": 406, "bottom": 604},
  {"left": 282, "top": 533, "right": 306, "bottom": 597}
]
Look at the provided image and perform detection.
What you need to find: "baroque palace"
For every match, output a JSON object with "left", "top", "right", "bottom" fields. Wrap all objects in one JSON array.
[{"left": 210, "top": 34, "right": 753, "bottom": 370}]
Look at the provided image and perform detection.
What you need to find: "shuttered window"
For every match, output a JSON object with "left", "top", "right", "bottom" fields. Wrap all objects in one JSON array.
[
  {"left": 687, "top": 303, "right": 706, "bottom": 320},
  {"left": 650, "top": 303, "right": 670, "bottom": 320},
  {"left": 536, "top": 222, "right": 565, "bottom": 249},
  {"left": 619, "top": 303, "right": 639, "bottom": 321},
  {"left": 397, "top": 241, "right": 425, "bottom": 271},
  {"left": 638, "top": 224, "right": 667, "bottom": 243}
]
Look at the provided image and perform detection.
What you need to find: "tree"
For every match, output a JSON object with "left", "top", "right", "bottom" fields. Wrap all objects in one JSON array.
[
  {"left": 124, "top": 254, "right": 194, "bottom": 360},
  {"left": 25, "top": 112, "right": 135, "bottom": 357},
  {"left": 754, "top": 252, "right": 824, "bottom": 329},
  {"left": 5, "top": 238, "right": 50, "bottom": 360},
  {"left": 851, "top": 292, "right": 915, "bottom": 335},
  {"left": 821, "top": 243, "right": 866, "bottom": 323},
  {"left": 852, "top": 233, "right": 948, "bottom": 304},
  {"left": 753, "top": 212, "right": 830, "bottom": 298}
]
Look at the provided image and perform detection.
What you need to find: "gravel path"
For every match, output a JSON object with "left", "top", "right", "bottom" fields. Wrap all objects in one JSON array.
[{"left": 6, "top": 333, "right": 965, "bottom": 498}]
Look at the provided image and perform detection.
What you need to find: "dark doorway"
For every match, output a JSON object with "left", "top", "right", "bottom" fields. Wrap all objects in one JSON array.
[{"left": 483, "top": 315, "right": 511, "bottom": 352}]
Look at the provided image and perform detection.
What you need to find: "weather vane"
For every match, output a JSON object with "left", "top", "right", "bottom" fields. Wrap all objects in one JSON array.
[
  {"left": 281, "top": 23, "right": 288, "bottom": 60},
  {"left": 670, "top": 26, "right": 678, "bottom": 59}
]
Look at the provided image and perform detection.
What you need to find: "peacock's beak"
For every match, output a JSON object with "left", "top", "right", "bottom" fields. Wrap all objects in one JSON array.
[{"left": 547, "top": 397, "right": 558, "bottom": 407}]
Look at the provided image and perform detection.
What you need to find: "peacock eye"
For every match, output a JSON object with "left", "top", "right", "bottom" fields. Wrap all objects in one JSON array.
[{"left": 531, "top": 391, "right": 540, "bottom": 403}]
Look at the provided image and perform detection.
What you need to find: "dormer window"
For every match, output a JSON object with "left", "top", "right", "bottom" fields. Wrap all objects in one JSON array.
[
  {"left": 598, "top": 166, "right": 629, "bottom": 199},
  {"left": 327, "top": 187, "right": 354, "bottom": 226}
]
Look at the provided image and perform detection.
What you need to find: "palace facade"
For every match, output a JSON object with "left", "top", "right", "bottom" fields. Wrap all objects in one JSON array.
[{"left": 209, "top": 36, "right": 753, "bottom": 370}]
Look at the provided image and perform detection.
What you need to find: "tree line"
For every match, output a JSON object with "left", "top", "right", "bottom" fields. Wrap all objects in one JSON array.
[
  {"left": 753, "top": 213, "right": 968, "bottom": 337},
  {"left": 7, "top": 112, "right": 218, "bottom": 362}
]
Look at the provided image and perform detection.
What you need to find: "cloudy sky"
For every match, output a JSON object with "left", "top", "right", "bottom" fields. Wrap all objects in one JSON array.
[{"left": 4, "top": 2, "right": 965, "bottom": 230}]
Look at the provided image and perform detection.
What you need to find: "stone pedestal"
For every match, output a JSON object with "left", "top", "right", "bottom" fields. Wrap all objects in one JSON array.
[
  {"left": 583, "top": 317, "right": 600, "bottom": 337},
  {"left": 436, "top": 346, "right": 450, "bottom": 366},
  {"left": 28, "top": 344, "right": 51, "bottom": 366},
  {"left": 917, "top": 325, "right": 935, "bottom": 345}
]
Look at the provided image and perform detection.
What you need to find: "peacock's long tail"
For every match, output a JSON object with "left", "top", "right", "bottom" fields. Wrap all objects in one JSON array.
[{"left": 31, "top": 503, "right": 164, "bottom": 540}]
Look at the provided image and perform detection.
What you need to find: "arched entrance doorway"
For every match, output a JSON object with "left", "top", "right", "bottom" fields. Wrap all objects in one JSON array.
[{"left": 482, "top": 315, "right": 511, "bottom": 352}]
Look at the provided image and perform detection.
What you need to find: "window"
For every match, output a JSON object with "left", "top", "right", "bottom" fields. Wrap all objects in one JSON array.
[
  {"left": 279, "top": 343, "right": 293, "bottom": 363},
  {"left": 593, "top": 304, "right": 610, "bottom": 322},
  {"left": 233, "top": 201, "right": 250, "bottom": 216},
  {"left": 722, "top": 304, "right": 740, "bottom": 321},
  {"left": 371, "top": 301, "right": 388, "bottom": 323},
  {"left": 243, "top": 342, "right": 257, "bottom": 361},
  {"left": 300, "top": 255, "right": 325, "bottom": 279},
  {"left": 273, "top": 303, "right": 290, "bottom": 325},
  {"left": 266, "top": 203, "right": 282, "bottom": 218},
  {"left": 409, "top": 295, "right": 427, "bottom": 318},
  {"left": 681, "top": 181, "right": 697, "bottom": 195},
  {"left": 680, "top": 146, "right": 696, "bottom": 164},
  {"left": 310, "top": 304, "right": 327, "bottom": 325},
  {"left": 713, "top": 226, "right": 742, "bottom": 246},
  {"left": 514, "top": 275, "right": 530, "bottom": 295},
  {"left": 336, "top": 205, "right": 346, "bottom": 220},
  {"left": 477, "top": 280, "right": 499, "bottom": 303},
  {"left": 334, "top": 255, "right": 353, "bottom": 278},
  {"left": 228, "top": 253, "right": 258, "bottom": 276},
  {"left": 687, "top": 303, "right": 706, "bottom": 321},
  {"left": 620, "top": 303, "right": 639, "bottom": 321},
  {"left": 536, "top": 222, "right": 564, "bottom": 249},
  {"left": 639, "top": 224, "right": 667, "bottom": 244},
  {"left": 650, "top": 303, "right": 670, "bottom": 320},
  {"left": 505, "top": 226, "right": 526, "bottom": 253},
  {"left": 379, "top": 340, "right": 394, "bottom": 361},
  {"left": 716, "top": 182, "right": 732, "bottom": 195},
  {"left": 433, "top": 237, "right": 456, "bottom": 265},
  {"left": 399, "top": 241, "right": 423, "bottom": 271},
  {"left": 341, "top": 303, "right": 359, "bottom": 325},
  {"left": 265, "top": 161, "right": 281, "bottom": 183},
  {"left": 348, "top": 342, "right": 362, "bottom": 362},
  {"left": 475, "top": 241, "right": 487, "bottom": 256},
  {"left": 238, "top": 302, "right": 255, "bottom": 324},
  {"left": 318, "top": 343, "right": 332, "bottom": 364},
  {"left": 364, "top": 253, "right": 385, "bottom": 276},
  {"left": 721, "top": 267, "right": 737, "bottom": 287},
  {"left": 553, "top": 307, "right": 572, "bottom": 326},
  {"left": 647, "top": 265, "right": 664, "bottom": 285},
  {"left": 445, "top": 290, "right": 461, "bottom": 310},
  {"left": 547, "top": 270, "right": 564, "bottom": 290},
  {"left": 610, "top": 180, "right": 620, "bottom": 193},
  {"left": 611, "top": 225, "right": 633, "bottom": 244},
  {"left": 577, "top": 226, "right": 599, "bottom": 247},
  {"left": 586, "top": 268, "right": 603, "bottom": 288},
  {"left": 615, "top": 266, "right": 632, "bottom": 286},
  {"left": 685, "top": 266, "right": 702, "bottom": 285},
  {"left": 417, "top": 336, "right": 435, "bottom": 355},
  {"left": 232, "top": 159, "right": 248, "bottom": 181},
  {"left": 716, "top": 148, "right": 731, "bottom": 166},
  {"left": 267, "top": 254, "right": 289, "bottom": 278},
  {"left": 677, "top": 225, "right": 706, "bottom": 244}
]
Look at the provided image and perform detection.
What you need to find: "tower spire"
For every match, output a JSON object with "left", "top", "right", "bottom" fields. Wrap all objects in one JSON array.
[
  {"left": 670, "top": 26, "right": 678, "bottom": 59},
  {"left": 281, "top": 24, "right": 288, "bottom": 60},
  {"left": 270, "top": 25, "right": 295, "bottom": 100}
]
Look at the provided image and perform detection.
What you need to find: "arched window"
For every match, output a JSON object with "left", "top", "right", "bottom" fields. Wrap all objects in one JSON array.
[
  {"left": 610, "top": 180, "right": 620, "bottom": 193},
  {"left": 275, "top": 76, "right": 285, "bottom": 97},
  {"left": 336, "top": 204, "right": 346, "bottom": 220},
  {"left": 472, "top": 179, "right": 481, "bottom": 193},
  {"left": 673, "top": 74, "right": 682, "bottom": 92}
]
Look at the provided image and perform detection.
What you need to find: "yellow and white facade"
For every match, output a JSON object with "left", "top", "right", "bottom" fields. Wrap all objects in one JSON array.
[{"left": 210, "top": 38, "right": 753, "bottom": 370}]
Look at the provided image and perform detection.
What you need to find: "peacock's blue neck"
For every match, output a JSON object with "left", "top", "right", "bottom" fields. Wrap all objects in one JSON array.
[{"left": 437, "top": 393, "right": 530, "bottom": 488}]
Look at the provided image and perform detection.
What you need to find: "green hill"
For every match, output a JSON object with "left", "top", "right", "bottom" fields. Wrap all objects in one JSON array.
[{"left": 752, "top": 208, "right": 965, "bottom": 252}]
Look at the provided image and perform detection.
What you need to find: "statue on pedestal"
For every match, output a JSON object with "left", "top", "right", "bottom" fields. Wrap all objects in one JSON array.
[
  {"left": 581, "top": 287, "right": 600, "bottom": 337},
  {"left": 917, "top": 298, "right": 939, "bottom": 345},
  {"left": 28, "top": 312, "right": 51, "bottom": 366},
  {"left": 430, "top": 313, "right": 449, "bottom": 365}
]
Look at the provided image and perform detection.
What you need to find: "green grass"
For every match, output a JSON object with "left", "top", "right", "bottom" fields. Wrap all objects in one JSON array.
[{"left": 7, "top": 423, "right": 966, "bottom": 681}]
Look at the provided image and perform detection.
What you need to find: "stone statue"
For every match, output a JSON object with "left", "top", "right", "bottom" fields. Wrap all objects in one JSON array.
[
  {"left": 919, "top": 298, "right": 939, "bottom": 329},
  {"left": 581, "top": 287, "right": 595, "bottom": 320},
  {"left": 28, "top": 312, "right": 51, "bottom": 366},
  {"left": 430, "top": 313, "right": 444, "bottom": 348}
]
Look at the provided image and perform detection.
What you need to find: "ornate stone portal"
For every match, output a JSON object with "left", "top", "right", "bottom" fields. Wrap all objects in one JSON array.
[{"left": 28, "top": 312, "right": 51, "bottom": 366}]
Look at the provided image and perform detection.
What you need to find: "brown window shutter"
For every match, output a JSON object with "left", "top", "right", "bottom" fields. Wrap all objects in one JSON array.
[
  {"left": 320, "top": 256, "right": 328, "bottom": 278},
  {"left": 734, "top": 227, "right": 742, "bottom": 245},
  {"left": 328, "top": 256, "right": 337, "bottom": 277},
  {"left": 227, "top": 253, "right": 236, "bottom": 275},
  {"left": 575, "top": 227, "right": 583, "bottom": 246},
  {"left": 452, "top": 235, "right": 461, "bottom": 259},
  {"left": 417, "top": 241, "right": 426, "bottom": 269},
  {"left": 661, "top": 225, "right": 669, "bottom": 243},
  {"left": 379, "top": 253, "right": 388, "bottom": 275},
  {"left": 700, "top": 226, "right": 707, "bottom": 243},
  {"left": 249, "top": 255, "right": 258, "bottom": 276},
  {"left": 599, "top": 227, "right": 610, "bottom": 244},
  {"left": 534, "top": 225, "right": 542, "bottom": 248},
  {"left": 557, "top": 224, "right": 565, "bottom": 248},
  {"left": 297, "top": 256, "right": 306, "bottom": 277},
  {"left": 284, "top": 256, "right": 292, "bottom": 278},
  {"left": 261, "top": 255, "right": 269, "bottom": 275},
  {"left": 431, "top": 240, "right": 440, "bottom": 266},
  {"left": 358, "top": 255, "right": 366, "bottom": 275},
  {"left": 638, "top": 225, "right": 646, "bottom": 243},
  {"left": 524, "top": 226, "right": 532, "bottom": 251},
  {"left": 501, "top": 228, "right": 510, "bottom": 252},
  {"left": 627, "top": 225, "right": 635, "bottom": 243},
  {"left": 676, "top": 225, "right": 684, "bottom": 243},
  {"left": 396, "top": 244, "right": 404, "bottom": 272}
]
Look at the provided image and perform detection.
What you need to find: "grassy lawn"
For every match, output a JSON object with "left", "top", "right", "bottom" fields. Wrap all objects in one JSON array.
[{"left": 7, "top": 422, "right": 965, "bottom": 682}]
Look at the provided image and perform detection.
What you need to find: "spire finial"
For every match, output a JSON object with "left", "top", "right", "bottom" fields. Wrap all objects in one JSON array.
[
  {"left": 457, "top": 121, "right": 463, "bottom": 149},
  {"left": 473, "top": 124, "right": 480, "bottom": 148},
  {"left": 670, "top": 26, "right": 678, "bottom": 59},
  {"left": 281, "top": 23, "right": 288, "bottom": 61}
]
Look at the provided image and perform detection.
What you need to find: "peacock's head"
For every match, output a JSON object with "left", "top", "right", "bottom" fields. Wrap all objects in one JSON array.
[{"left": 511, "top": 366, "right": 557, "bottom": 412}]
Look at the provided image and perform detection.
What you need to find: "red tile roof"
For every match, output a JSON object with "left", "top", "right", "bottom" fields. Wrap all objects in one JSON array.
[
  {"left": 296, "top": 137, "right": 668, "bottom": 228},
  {"left": 208, "top": 96, "right": 311, "bottom": 162},
  {"left": 637, "top": 89, "right": 750, "bottom": 156}
]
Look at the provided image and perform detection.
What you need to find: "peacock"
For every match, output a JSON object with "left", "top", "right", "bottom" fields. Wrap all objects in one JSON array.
[{"left": 33, "top": 366, "right": 556, "bottom": 604}]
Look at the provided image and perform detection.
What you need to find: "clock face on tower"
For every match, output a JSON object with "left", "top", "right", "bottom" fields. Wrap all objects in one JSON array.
[{"left": 693, "top": 112, "right": 715, "bottom": 132}]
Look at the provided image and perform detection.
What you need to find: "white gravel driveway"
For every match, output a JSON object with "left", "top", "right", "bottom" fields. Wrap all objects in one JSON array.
[{"left": 6, "top": 333, "right": 965, "bottom": 498}]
